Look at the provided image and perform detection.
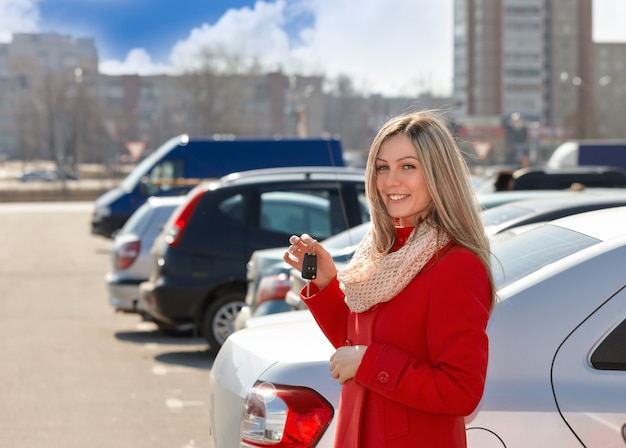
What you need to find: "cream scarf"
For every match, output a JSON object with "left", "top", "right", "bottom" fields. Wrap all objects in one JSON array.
[{"left": 337, "top": 222, "right": 451, "bottom": 313}]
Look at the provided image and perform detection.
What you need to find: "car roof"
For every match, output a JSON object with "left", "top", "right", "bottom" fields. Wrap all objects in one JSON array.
[
  {"left": 481, "top": 189, "right": 626, "bottom": 234},
  {"left": 549, "top": 205, "right": 626, "bottom": 241},
  {"left": 145, "top": 195, "right": 187, "bottom": 207},
  {"left": 484, "top": 189, "right": 626, "bottom": 213},
  {"left": 476, "top": 189, "right": 577, "bottom": 209},
  {"left": 217, "top": 166, "right": 365, "bottom": 186},
  {"left": 514, "top": 165, "right": 626, "bottom": 176}
]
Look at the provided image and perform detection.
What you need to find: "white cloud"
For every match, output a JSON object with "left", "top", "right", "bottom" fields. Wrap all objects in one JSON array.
[
  {"left": 0, "top": 0, "right": 40, "bottom": 42},
  {"left": 163, "top": 0, "right": 453, "bottom": 96},
  {"left": 99, "top": 48, "right": 175, "bottom": 76},
  {"left": 169, "top": 0, "right": 293, "bottom": 73},
  {"left": 292, "top": 0, "right": 453, "bottom": 95}
]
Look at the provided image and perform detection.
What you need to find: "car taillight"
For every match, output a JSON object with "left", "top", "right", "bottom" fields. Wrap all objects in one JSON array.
[
  {"left": 164, "top": 188, "right": 204, "bottom": 247},
  {"left": 256, "top": 273, "right": 290, "bottom": 306},
  {"left": 115, "top": 240, "right": 140, "bottom": 270},
  {"left": 240, "top": 382, "right": 333, "bottom": 448}
]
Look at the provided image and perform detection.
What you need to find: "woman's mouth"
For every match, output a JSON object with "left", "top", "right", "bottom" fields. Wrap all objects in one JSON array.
[{"left": 388, "top": 194, "right": 409, "bottom": 201}]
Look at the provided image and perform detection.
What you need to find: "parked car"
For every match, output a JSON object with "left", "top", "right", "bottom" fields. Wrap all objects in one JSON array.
[
  {"left": 234, "top": 221, "right": 370, "bottom": 331},
  {"left": 15, "top": 170, "right": 57, "bottom": 182},
  {"left": 105, "top": 195, "right": 185, "bottom": 317},
  {"left": 139, "top": 166, "right": 369, "bottom": 351},
  {"left": 512, "top": 165, "right": 626, "bottom": 190},
  {"left": 209, "top": 205, "right": 626, "bottom": 447},
  {"left": 481, "top": 188, "right": 626, "bottom": 236},
  {"left": 476, "top": 165, "right": 626, "bottom": 193}
]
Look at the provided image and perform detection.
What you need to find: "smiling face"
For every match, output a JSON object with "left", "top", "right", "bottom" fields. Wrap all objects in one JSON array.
[{"left": 375, "top": 133, "right": 432, "bottom": 226}]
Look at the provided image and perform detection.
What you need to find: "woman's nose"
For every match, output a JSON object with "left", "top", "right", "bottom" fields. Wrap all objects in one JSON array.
[{"left": 384, "top": 168, "right": 401, "bottom": 185}]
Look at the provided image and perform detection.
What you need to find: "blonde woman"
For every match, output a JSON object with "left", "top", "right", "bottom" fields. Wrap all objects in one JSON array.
[{"left": 284, "top": 110, "right": 495, "bottom": 448}]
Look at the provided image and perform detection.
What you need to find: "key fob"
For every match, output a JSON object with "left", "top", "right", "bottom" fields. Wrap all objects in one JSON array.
[{"left": 302, "top": 253, "right": 317, "bottom": 279}]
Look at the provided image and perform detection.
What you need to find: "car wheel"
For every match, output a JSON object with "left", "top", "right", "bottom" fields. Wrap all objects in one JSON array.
[{"left": 202, "top": 288, "right": 246, "bottom": 352}]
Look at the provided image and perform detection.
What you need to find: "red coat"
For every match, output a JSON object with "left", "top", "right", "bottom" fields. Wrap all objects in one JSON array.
[{"left": 303, "top": 243, "right": 491, "bottom": 448}]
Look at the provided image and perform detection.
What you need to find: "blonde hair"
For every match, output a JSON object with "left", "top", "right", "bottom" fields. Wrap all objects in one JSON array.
[{"left": 365, "top": 110, "right": 496, "bottom": 310}]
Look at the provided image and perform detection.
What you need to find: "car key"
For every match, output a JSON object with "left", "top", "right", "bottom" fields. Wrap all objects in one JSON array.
[
  {"left": 302, "top": 252, "right": 317, "bottom": 280},
  {"left": 302, "top": 245, "right": 317, "bottom": 297}
]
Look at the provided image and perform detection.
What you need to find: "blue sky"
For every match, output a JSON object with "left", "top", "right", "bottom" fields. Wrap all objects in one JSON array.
[
  {"left": 0, "top": 0, "right": 624, "bottom": 96},
  {"left": 37, "top": 0, "right": 301, "bottom": 63}
]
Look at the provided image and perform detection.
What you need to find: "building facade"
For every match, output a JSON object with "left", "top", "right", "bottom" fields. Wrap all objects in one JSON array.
[
  {"left": 0, "top": 32, "right": 445, "bottom": 166},
  {"left": 451, "top": 0, "right": 626, "bottom": 165}
]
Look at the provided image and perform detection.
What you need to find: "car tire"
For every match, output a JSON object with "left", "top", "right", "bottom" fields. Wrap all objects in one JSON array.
[{"left": 202, "top": 288, "right": 246, "bottom": 352}]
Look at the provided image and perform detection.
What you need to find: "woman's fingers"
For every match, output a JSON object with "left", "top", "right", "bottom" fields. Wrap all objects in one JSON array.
[{"left": 286, "top": 234, "right": 317, "bottom": 260}]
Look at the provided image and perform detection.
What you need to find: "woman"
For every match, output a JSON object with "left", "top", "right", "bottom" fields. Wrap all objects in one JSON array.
[{"left": 284, "top": 110, "right": 496, "bottom": 448}]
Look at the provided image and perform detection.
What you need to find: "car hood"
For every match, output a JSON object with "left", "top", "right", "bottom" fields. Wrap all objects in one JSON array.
[{"left": 94, "top": 186, "right": 125, "bottom": 208}]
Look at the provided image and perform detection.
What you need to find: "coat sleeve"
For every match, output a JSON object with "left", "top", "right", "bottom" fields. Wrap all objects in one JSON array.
[
  {"left": 353, "top": 249, "right": 491, "bottom": 416},
  {"left": 301, "top": 276, "right": 350, "bottom": 349}
]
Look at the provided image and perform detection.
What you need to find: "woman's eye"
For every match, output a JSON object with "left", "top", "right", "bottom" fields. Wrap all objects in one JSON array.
[
  {"left": 403, "top": 164, "right": 416, "bottom": 170},
  {"left": 376, "top": 165, "right": 389, "bottom": 171}
]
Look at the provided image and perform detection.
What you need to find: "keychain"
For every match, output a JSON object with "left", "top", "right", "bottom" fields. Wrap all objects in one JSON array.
[{"left": 302, "top": 241, "right": 317, "bottom": 296}]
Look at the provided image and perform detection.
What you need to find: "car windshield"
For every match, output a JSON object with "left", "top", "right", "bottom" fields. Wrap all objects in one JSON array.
[
  {"left": 491, "top": 224, "right": 599, "bottom": 291},
  {"left": 323, "top": 222, "right": 371, "bottom": 249},
  {"left": 481, "top": 204, "right": 534, "bottom": 227},
  {"left": 118, "top": 202, "right": 151, "bottom": 235}
]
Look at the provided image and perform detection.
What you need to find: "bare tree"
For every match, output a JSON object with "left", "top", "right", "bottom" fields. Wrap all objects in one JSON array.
[
  {"left": 19, "top": 68, "right": 102, "bottom": 174},
  {"left": 179, "top": 47, "right": 269, "bottom": 136}
]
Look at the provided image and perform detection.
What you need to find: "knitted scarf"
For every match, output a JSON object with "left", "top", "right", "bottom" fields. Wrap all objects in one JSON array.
[{"left": 337, "top": 222, "right": 451, "bottom": 313}]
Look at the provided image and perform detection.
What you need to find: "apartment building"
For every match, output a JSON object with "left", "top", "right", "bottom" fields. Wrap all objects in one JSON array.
[
  {"left": 453, "top": 0, "right": 626, "bottom": 165},
  {"left": 453, "top": 0, "right": 615, "bottom": 157}
]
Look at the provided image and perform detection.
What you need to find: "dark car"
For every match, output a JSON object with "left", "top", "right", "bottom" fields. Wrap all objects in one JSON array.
[
  {"left": 139, "top": 166, "right": 368, "bottom": 351},
  {"left": 512, "top": 166, "right": 626, "bottom": 190}
]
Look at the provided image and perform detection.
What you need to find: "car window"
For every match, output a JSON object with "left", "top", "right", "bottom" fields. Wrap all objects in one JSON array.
[
  {"left": 323, "top": 221, "right": 370, "bottom": 249},
  {"left": 491, "top": 224, "right": 599, "bottom": 290},
  {"left": 358, "top": 192, "right": 370, "bottom": 222},
  {"left": 591, "top": 318, "right": 626, "bottom": 370},
  {"left": 148, "top": 159, "right": 184, "bottom": 193},
  {"left": 219, "top": 194, "right": 246, "bottom": 223},
  {"left": 118, "top": 202, "right": 151, "bottom": 235},
  {"left": 259, "top": 191, "right": 330, "bottom": 238}
]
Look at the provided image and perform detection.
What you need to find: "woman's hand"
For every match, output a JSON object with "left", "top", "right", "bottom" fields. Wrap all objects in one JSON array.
[
  {"left": 329, "top": 345, "right": 367, "bottom": 385},
  {"left": 283, "top": 233, "right": 338, "bottom": 291}
]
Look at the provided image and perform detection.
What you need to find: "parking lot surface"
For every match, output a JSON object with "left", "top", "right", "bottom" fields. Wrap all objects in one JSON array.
[{"left": 0, "top": 202, "right": 213, "bottom": 448}]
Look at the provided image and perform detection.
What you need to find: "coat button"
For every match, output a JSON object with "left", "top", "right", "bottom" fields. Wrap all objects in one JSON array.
[{"left": 378, "top": 371, "right": 389, "bottom": 383}]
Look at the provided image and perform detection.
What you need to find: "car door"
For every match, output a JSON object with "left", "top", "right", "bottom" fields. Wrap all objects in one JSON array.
[{"left": 552, "top": 281, "right": 626, "bottom": 447}]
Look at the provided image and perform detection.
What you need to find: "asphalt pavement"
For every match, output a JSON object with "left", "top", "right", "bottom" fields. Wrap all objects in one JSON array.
[{"left": 0, "top": 202, "right": 214, "bottom": 448}]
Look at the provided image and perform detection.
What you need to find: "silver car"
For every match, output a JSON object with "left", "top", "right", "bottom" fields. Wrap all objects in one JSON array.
[
  {"left": 209, "top": 206, "right": 626, "bottom": 447},
  {"left": 481, "top": 188, "right": 626, "bottom": 236},
  {"left": 105, "top": 195, "right": 184, "bottom": 315}
]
